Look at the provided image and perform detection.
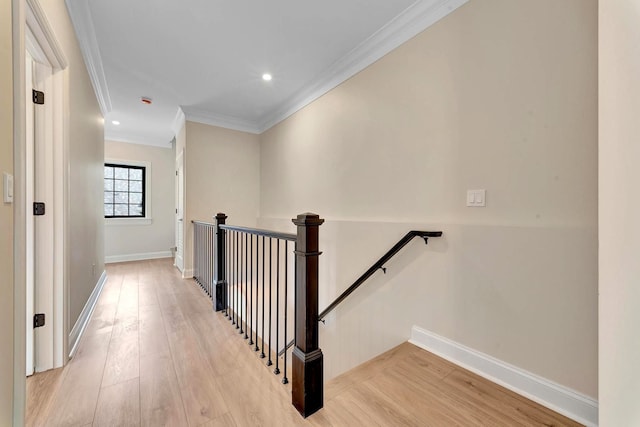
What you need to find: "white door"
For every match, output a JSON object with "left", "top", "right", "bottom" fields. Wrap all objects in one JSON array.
[
  {"left": 33, "top": 59, "right": 55, "bottom": 372},
  {"left": 175, "top": 150, "right": 185, "bottom": 272},
  {"left": 25, "top": 50, "right": 57, "bottom": 375}
]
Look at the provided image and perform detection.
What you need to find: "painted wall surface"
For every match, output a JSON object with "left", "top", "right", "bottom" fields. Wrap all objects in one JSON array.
[
  {"left": 184, "top": 121, "right": 260, "bottom": 273},
  {"left": 260, "top": 0, "right": 598, "bottom": 398},
  {"left": 40, "top": 0, "right": 104, "bottom": 328},
  {"left": 599, "top": 0, "right": 640, "bottom": 424},
  {"left": 0, "top": 0, "right": 14, "bottom": 421},
  {"left": 104, "top": 140, "right": 175, "bottom": 261}
]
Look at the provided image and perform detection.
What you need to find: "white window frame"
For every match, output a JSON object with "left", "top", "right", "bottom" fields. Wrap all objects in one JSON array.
[{"left": 104, "top": 158, "right": 153, "bottom": 225}]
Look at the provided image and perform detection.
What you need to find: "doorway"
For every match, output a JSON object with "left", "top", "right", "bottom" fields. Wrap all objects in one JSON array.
[
  {"left": 24, "top": 0, "right": 68, "bottom": 375},
  {"left": 175, "top": 149, "right": 185, "bottom": 273}
]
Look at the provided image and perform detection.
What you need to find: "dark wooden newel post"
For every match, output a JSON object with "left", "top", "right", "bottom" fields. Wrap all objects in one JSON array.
[
  {"left": 213, "top": 212, "right": 227, "bottom": 312},
  {"left": 292, "top": 212, "right": 324, "bottom": 417}
]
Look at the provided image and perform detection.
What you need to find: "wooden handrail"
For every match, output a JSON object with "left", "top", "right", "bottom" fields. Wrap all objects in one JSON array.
[{"left": 317, "top": 230, "right": 442, "bottom": 321}]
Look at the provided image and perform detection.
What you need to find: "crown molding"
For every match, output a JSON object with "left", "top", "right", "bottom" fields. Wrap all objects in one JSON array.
[
  {"left": 105, "top": 129, "right": 173, "bottom": 149},
  {"left": 171, "top": 107, "right": 186, "bottom": 138},
  {"left": 65, "top": 0, "right": 112, "bottom": 115},
  {"left": 183, "top": 107, "right": 261, "bottom": 134},
  {"left": 256, "top": 0, "right": 469, "bottom": 133}
]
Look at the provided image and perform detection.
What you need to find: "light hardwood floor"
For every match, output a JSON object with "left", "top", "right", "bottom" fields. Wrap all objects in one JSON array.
[{"left": 26, "top": 258, "right": 582, "bottom": 426}]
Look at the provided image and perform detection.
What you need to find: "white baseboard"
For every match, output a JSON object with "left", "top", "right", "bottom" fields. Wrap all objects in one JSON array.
[
  {"left": 69, "top": 270, "right": 107, "bottom": 358},
  {"left": 182, "top": 268, "right": 193, "bottom": 279},
  {"left": 409, "top": 325, "right": 598, "bottom": 427},
  {"left": 105, "top": 250, "right": 172, "bottom": 264}
]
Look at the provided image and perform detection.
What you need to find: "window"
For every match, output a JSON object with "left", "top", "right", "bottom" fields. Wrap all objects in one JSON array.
[{"left": 104, "top": 163, "right": 146, "bottom": 218}]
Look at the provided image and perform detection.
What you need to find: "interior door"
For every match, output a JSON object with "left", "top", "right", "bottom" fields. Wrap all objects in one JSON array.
[
  {"left": 33, "top": 59, "right": 55, "bottom": 372},
  {"left": 175, "top": 150, "right": 185, "bottom": 272}
]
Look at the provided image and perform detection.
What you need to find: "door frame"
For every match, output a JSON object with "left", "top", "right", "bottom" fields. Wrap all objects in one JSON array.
[
  {"left": 27, "top": 0, "right": 68, "bottom": 373},
  {"left": 14, "top": 0, "right": 68, "bottom": 406},
  {"left": 175, "top": 149, "right": 185, "bottom": 273}
]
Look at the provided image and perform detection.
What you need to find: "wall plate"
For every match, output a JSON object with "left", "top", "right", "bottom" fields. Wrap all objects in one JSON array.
[{"left": 3, "top": 172, "right": 13, "bottom": 204}]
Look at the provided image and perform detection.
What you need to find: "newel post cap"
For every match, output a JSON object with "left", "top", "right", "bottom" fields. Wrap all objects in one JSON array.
[
  {"left": 215, "top": 213, "right": 228, "bottom": 221},
  {"left": 292, "top": 212, "right": 324, "bottom": 226}
]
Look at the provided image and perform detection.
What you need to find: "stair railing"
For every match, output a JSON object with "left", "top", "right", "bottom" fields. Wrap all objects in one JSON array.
[
  {"left": 278, "top": 229, "right": 443, "bottom": 357},
  {"left": 210, "top": 212, "right": 324, "bottom": 418},
  {"left": 318, "top": 230, "right": 442, "bottom": 321}
]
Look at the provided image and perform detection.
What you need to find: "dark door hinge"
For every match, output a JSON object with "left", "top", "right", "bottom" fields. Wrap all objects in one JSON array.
[
  {"left": 34, "top": 313, "right": 45, "bottom": 328},
  {"left": 32, "top": 90, "right": 45, "bottom": 105},
  {"left": 33, "top": 202, "right": 45, "bottom": 216}
]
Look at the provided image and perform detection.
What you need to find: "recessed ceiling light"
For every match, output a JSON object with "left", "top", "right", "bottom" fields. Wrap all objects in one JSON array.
[
  {"left": 112, "top": 120, "right": 120, "bottom": 125},
  {"left": 141, "top": 97, "right": 152, "bottom": 105},
  {"left": 262, "top": 73, "right": 272, "bottom": 81}
]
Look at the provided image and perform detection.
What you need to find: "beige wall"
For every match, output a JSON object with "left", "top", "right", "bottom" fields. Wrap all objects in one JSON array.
[
  {"left": 260, "top": 0, "right": 598, "bottom": 397},
  {"left": 183, "top": 121, "right": 260, "bottom": 273},
  {"left": 39, "top": 0, "right": 104, "bottom": 331},
  {"left": 104, "top": 140, "right": 175, "bottom": 261},
  {"left": 1, "top": 0, "right": 15, "bottom": 422},
  {"left": 599, "top": 0, "right": 640, "bottom": 424}
]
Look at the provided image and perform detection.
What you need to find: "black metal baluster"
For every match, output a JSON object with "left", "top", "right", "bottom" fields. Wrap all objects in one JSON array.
[
  {"left": 228, "top": 230, "right": 232, "bottom": 319},
  {"left": 274, "top": 239, "right": 280, "bottom": 375},
  {"left": 261, "top": 236, "right": 266, "bottom": 358},
  {"left": 224, "top": 229, "right": 229, "bottom": 317},
  {"left": 202, "top": 226, "right": 205, "bottom": 288},
  {"left": 239, "top": 233, "right": 244, "bottom": 334},
  {"left": 208, "top": 226, "right": 212, "bottom": 297},
  {"left": 267, "top": 237, "right": 273, "bottom": 366},
  {"left": 234, "top": 232, "right": 236, "bottom": 318},
  {"left": 209, "top": 227, "right": 216, "bottom": 301},
  {"left": 282, "top": 240, "right": 289, "bottom": 384},
  {"left": 206, "top": 226, "right": 209, "bottom": 294},
  {"left": 236, "top": 231, "right": 240, "bottom": 329},
  {"left": 231, "top": 231, "right": 235, "bottom": 324},
  {"left": 195, "top": 225, "right": 199, "bottom": 285},
  {"left": 244, "top": 233, "right": 248, "bottom": 338},
  {"left": 249, "top": 234, "right": 253, "bottom": 346},
  {"left": 254, "top": 235, "right": 259, "bottom": 351}
]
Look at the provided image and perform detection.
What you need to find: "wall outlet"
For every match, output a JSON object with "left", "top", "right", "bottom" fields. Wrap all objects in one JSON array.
[{"left": 467, "top": 189, "right": 486, "bottom": 207}]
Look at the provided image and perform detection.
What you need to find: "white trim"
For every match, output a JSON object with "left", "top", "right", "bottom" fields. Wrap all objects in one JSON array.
[
  {"left": 256, "top": 0, "right": 468, "bottom": 132},
  {"left": 182, "top": 268, "right": 194, "bottom": 279},
  {"left": 105, "top": 217, "right": 152, "bottom": 226},
  {"left": 183, "top": 106, "right": 261, "bottom": 134},
  {"left": 409, "top": 326, "right": 598, "bottom": 427},
  {"left": 25, "top": 0, "right": 67, "bottom": 70},
  {"left": 64, "top": 0, "right": 112, "bottom": 115},
  {"left": 171, "top": 107, "right": 186, "bottom": 138},
  {"left": 13, "top": 0, "right": 27, "bottom": 422},
  {"left": 105, "top": 251, "right": 173, "bottom": 264},
  {"left": 105, "top": 129, "right": 173, "bottom": 148},
  {"left": 68, "top": 271, "right": 106, "bottom": 358}
]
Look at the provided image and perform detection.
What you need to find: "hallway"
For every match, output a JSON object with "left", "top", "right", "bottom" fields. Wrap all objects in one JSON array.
[{"left": 26, "top": 259, "right": 582, "bottom": 426}]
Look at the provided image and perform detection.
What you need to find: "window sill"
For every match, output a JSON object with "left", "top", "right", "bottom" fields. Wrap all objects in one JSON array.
[{"left": 106, "top": 217, "right": 153, "bottom": 226}]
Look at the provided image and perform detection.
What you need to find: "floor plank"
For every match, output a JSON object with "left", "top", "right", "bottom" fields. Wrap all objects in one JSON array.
[
  {"left": 93, "top": 378, "right": 141, "bottom": 427},
  {"left": 26, "top": 258, "right": 584, "bottom": 427},
  {"left": 139, "top": 352, "right": 188, "bottom": 427}
]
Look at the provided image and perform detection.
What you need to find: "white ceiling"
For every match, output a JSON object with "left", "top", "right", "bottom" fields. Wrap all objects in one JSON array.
[{"left": 65, "top": 0, "right": 467, "bottom": 147}]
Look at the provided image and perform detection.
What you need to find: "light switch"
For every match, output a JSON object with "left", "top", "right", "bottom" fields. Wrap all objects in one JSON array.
[
  {"left": 466, "top": 189, "right": 486, "bottom": 207},
  {"left": 3, "top": 172, "right": 13, "bottom": 204}
]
